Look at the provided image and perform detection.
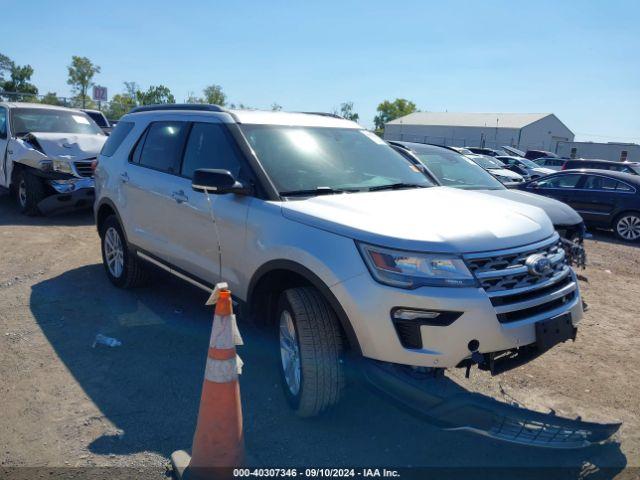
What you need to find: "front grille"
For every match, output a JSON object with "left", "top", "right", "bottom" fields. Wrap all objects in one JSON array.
[
  {"left": 465, "top": 234, "right": 577, "bottom": 324},
  {"left": 74, "top": 160, "right": 95, "bottom": 178}
]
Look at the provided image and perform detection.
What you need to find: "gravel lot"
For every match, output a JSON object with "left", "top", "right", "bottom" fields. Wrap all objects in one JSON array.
[{"left": 0, "top": 194, "right": 638, "bottom": 479}]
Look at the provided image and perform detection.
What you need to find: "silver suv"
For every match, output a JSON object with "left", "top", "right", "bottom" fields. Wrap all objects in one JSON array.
[{"left": 95, "top": 105, "right": 583, "bottom": 417}]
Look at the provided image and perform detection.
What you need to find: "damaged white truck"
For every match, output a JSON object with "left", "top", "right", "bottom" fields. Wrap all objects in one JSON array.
[{"left": 0, "top": 102, "right": 106, "bottom": 215}]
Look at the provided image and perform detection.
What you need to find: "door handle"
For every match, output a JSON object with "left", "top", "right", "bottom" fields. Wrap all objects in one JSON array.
[
  {"left": 120, "top": 172, "right": 129, "bottom": 183},
  {"left": 172, "top": 190, "right": 189, "bottom": 204}
]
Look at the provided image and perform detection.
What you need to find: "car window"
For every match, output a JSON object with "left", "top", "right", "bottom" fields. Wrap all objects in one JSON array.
[
  {"left": 617, "top": 182, "right": 633, "bottom": 192},
  {"left": 413, "top": 149, "right": 503, "bottom": 190},
  {"left": 10, "top": 108, "right": 103, "bottom": 135},
  {"left": 583, "top": 175, "right": 619, "bottom": 190},
  {"left": 0, "top": 108, "right": 6, "bottom": 138},
  {"left": 101, "top": 121, "right": 134, "bottom": 157},
  {"left": 138, "top": 121, "right": 188, "bottom": 174},
  {"left": 536, "top": 174, "right": 581, "bottom": 189},
  {"left": 85, "top": 111, "right": 109, "bottom": 127},
  {"left": 181, "top": 122, "right": 246, "bottom": 179}
]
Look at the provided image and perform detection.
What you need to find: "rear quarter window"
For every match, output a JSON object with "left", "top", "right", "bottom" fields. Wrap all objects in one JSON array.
[{"left": 101, "top": 121, "right": 134, "bottom": 157}]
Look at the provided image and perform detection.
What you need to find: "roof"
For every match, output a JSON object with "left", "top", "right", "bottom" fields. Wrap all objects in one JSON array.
[
  {"left": 560, "top": 169, "right": 640, "bottom": 185},
  {"left": 386, "top": 112, "right": 553, "bottom": 129},
  {"left": 0, "top": 102, "right": 82, "bottom": 112}
]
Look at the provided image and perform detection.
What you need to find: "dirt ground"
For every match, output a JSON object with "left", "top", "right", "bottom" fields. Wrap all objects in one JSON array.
[{"left": 0, "top": 193, "right": 638, "bottom": 479}]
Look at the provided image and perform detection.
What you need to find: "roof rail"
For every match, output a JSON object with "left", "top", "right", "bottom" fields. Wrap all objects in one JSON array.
[
  {"left": 129, "top": 103, "right": 226, "bottom": 114},
  {"left": 298, "top": 111, "right": 344, "bottom": 119}
]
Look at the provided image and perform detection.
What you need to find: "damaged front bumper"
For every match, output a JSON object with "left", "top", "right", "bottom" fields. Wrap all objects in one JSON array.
[
  {"left": 363, "top": 360, "right": 621, "bottom": 449},
  {"left": 39, "top": 176, "right": 95, "bottom": 214}
]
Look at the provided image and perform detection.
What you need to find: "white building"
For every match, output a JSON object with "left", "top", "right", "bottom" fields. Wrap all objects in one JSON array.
[
  {"left": 556, "top": 141, "right": 640, "bottom": 163},
  {"left": 383, "top": 112, "right": 574, "bottom": 151}
]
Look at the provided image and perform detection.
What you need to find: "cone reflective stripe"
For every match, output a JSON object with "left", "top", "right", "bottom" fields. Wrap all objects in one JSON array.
[{"left": 188, "top": 284, "right": 245, "bottom": 474}]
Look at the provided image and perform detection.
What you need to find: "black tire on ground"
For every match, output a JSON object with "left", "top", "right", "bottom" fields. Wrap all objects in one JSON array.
[
  {"left": 276, "top": 287, "right": 345, "bottom": 417},
  {"left": 99, "top": 215, "right": 149, "bottom": 288},
  {"left": 16, "top": 169, "right": 45, "bottom": 216},
  {"left": 613, "top": 212, "right": 640, "bottom": 243}
]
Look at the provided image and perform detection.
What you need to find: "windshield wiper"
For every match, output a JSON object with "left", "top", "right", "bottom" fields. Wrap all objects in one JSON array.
[
  {"left": 279, "top": 186, "right": 361, "bottom": 197},
  {"left": 368, "top": 183, "right": 427, "bottom": 192}
]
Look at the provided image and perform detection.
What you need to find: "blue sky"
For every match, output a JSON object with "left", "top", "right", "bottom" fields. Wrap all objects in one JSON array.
[{"left": 3, "top": 0, "right": 639, "bottom": 142}]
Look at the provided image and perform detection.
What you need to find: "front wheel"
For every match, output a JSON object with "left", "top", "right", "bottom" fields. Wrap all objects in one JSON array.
[
  {"left": 277, "top": 287, "right": 345, "bottom": 417},
  {"left": 614, "top": 213, "right": 640, "bottom": 242},
  {"left": 100, "top": 215, "right": 149, "bottom": 288},
  {"left": 16, "top": 169, "right": 45, "bottom": 215}
]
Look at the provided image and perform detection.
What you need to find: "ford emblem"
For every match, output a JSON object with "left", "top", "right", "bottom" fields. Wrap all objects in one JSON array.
[{"left": 525, "top": 254, "right": 552, "bottom": 276}]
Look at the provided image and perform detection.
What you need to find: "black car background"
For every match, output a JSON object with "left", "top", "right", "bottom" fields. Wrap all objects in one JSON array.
[{"left": 519, "top": 169, "right": 640, "bottom": 242}]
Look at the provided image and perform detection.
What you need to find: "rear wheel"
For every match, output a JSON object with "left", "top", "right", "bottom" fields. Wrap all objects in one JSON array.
[
  {"left": 100, "top": 215, "right": 149, "bottom": 288},
  {"left": 614, "top": 213, "right": 640, "bottom": 242},
  {"left": 15, "top": 169, "right": 45, "bottom": 216},
  {"left": 277, "top": 287, "right": 345, "bottom": 417}
]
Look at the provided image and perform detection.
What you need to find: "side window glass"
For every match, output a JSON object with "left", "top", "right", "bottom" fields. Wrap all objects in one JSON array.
[
  {"left": 130, "top": 128, "right": 148, "bottom": 164},
  {"left": 138, "top": 121, "right": 188, "bottom": 174},
  {"left": 537, "top": 175, "right": 581, "bottom": 189},
  {"left": 617, "top": 182, "right": 632, "bottom": 192},
  {"left": 0, "top": 108, "right": 7, "bottom": 138},
  {"left": 583, "top": 176, "right": 618, "bottom": 190},
  {"left": 181, "top": 123, "right": 246, "bottom": 180}
]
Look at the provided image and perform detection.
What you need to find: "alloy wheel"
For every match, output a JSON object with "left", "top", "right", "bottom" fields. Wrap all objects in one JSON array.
[
  {"left": 279, "top": 310, "right": 302, "bottom": 396},
  {"left": 104, "top": 227, "right": 125, "bottom": 278},
  {"left": 617, "top": 215, "right": 640, "bottom": 241}
]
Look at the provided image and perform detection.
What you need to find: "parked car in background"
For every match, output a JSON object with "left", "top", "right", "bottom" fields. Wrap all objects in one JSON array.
[
  {"left": 0, "top": 102, "right": 106, "bottom": 215},
  {"left": 390, "top": 141, "right": 587, "bottom": 263},
  {"left": 533, "top": 157, "right": 567, "bottom": 171},
  {"left": 95, "top": 105, "right": 586, "bottom": 424},
  {"left": 562, "top": 158, "right": 640, "bottom": 175},
  {"left": 467, "top": 154, "right": 525, "bottom": 187},
  {"left": 467, "top": 147, "right": 509, "bottom": 157},
  {"left": 525, "top": 149, "right": 561, "bottom": 161},
  {"left": 82, "top": 109, "right": 113, "bottom": 135},
  {"left": 497, "top": 155, "right": 555, "bottom": 179},
  {"left": 519, "top": 169, "right": 640, "bottom": 242}
]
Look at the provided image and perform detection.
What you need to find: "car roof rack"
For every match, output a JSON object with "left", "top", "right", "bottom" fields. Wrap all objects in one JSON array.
[
  {"left": 130, "top": 104, "right": 226, "bottom": 114},
  {"left": 298, "top": 111, "right": 344, "bottom": 119}
]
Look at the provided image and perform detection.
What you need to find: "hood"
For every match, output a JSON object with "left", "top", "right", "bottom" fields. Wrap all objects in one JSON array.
[
  {"left": 488, "top": 168, "right": 523, "bottom": 180},
  {"left": 20, "top": 132, "right": 106, "bottom": 160},
  {"left": 280, "top": 187, "right": 554, "bottom": 253},
  {"left": 480, "top": 189, "right": 583, "bottom": 226}
]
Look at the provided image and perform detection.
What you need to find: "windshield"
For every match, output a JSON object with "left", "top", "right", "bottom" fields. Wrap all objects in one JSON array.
[
  {"left": 11, "top": 108, "right": 103, "bottom": 136},
  {"left": 455, "top": 147, "right": 474, "bottom": 155},
  {"left": 240, "top": 125, "right": 433, "bottom": 194},
  {"left": 517, "top": 158, "right": 541, "bottom": 168},
  {"left": 472, "top": 155, "right": 505, "bottom": 169},
  {"left": 412, "top": 148, "right": 504, "bottom": 190}
]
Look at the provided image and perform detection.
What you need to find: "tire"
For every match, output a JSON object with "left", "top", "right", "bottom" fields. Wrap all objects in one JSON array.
[
  {"left": 15, "top": 169, "right": 45, "bottom": 216},
  {"left": 277, "top": 287, "right": 345, "bottom": 417},
  {"left": 614, "top": 212, "right": 640, "bottom": 242},
  {"left": 100, "top": 215, "right": 149, "bottom": 288}
]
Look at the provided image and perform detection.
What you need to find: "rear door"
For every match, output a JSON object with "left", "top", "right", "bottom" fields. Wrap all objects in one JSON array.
[
  {"left": 0, "top": 107, "right": 8, "bottom": 188},
  {"left": 168, "top": 121, "right": 253, "bottom": 290},
  {"left": 572, "top": 174, "right": 627, "bottom": 226},
  {"left": 122, "top": 120, "right": 189, "bottom": 260}
]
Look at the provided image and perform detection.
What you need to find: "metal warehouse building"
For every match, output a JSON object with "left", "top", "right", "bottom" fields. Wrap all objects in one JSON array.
[
  {"left": 383, "top": 112, "right": 575, "bottom": 151},
  {"left": 556, "top": 141, "right": 640, "bottom": 163}
]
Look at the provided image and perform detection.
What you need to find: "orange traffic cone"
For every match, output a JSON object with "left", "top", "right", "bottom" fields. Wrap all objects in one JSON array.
[{"left": 171, "top": 282, "right": 244, "bottom": 480}]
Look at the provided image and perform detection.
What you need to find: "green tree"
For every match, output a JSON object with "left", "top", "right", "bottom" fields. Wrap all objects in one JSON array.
[
  {"left": 0, "top": 52, "right": 14, "bottom": 83},
  {"left": 373, "top": 98, "right": 417, "bottom": 132},
  {"left": 67, "top": 56, "right": 101, "bottom": 109},
  {"left": 185, "top": 91, "right": 204, "bottom": 104},
  {"left": 105, "top": 93, "right": 137, "bottom": 119},
  {"left": 40, "top": 92, "right": 64, "bottom": 106},
  {"left": 3, "top": 64, "right": 38, "bottom": 101},
  {"left": 202, "top": 84, "right": 226, "bottom": 106},
  {"left": 136, "top": 85, "right": 175, "bottom": 105},
  {"left": 270, "top": 102, "right": 282, "bottom": 111},
  {"left": 335, "top": 101, "right": 359, "bottom": 122}
]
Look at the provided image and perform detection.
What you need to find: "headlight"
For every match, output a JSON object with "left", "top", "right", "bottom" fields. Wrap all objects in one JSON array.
[
  {"left": 52, "top": 159, "right": 74, "bottom": 174},
  {"left": 357, "top": 242, "right": 476, "bottom": 289}
]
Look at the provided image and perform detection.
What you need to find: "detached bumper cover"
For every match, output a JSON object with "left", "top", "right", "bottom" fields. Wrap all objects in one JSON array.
[{"left": 363, "top": 360, "right": 621, "bottom": 449}]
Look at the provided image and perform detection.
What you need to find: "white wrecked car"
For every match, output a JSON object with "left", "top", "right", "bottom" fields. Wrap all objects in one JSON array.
[{"left": 0, "top": 102, "right": 107, "bottom": 215}]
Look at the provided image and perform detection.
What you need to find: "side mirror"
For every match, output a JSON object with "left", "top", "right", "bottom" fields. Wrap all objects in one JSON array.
[{"left": 192, "top": 169, "right": 251, "bottom": 195}]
